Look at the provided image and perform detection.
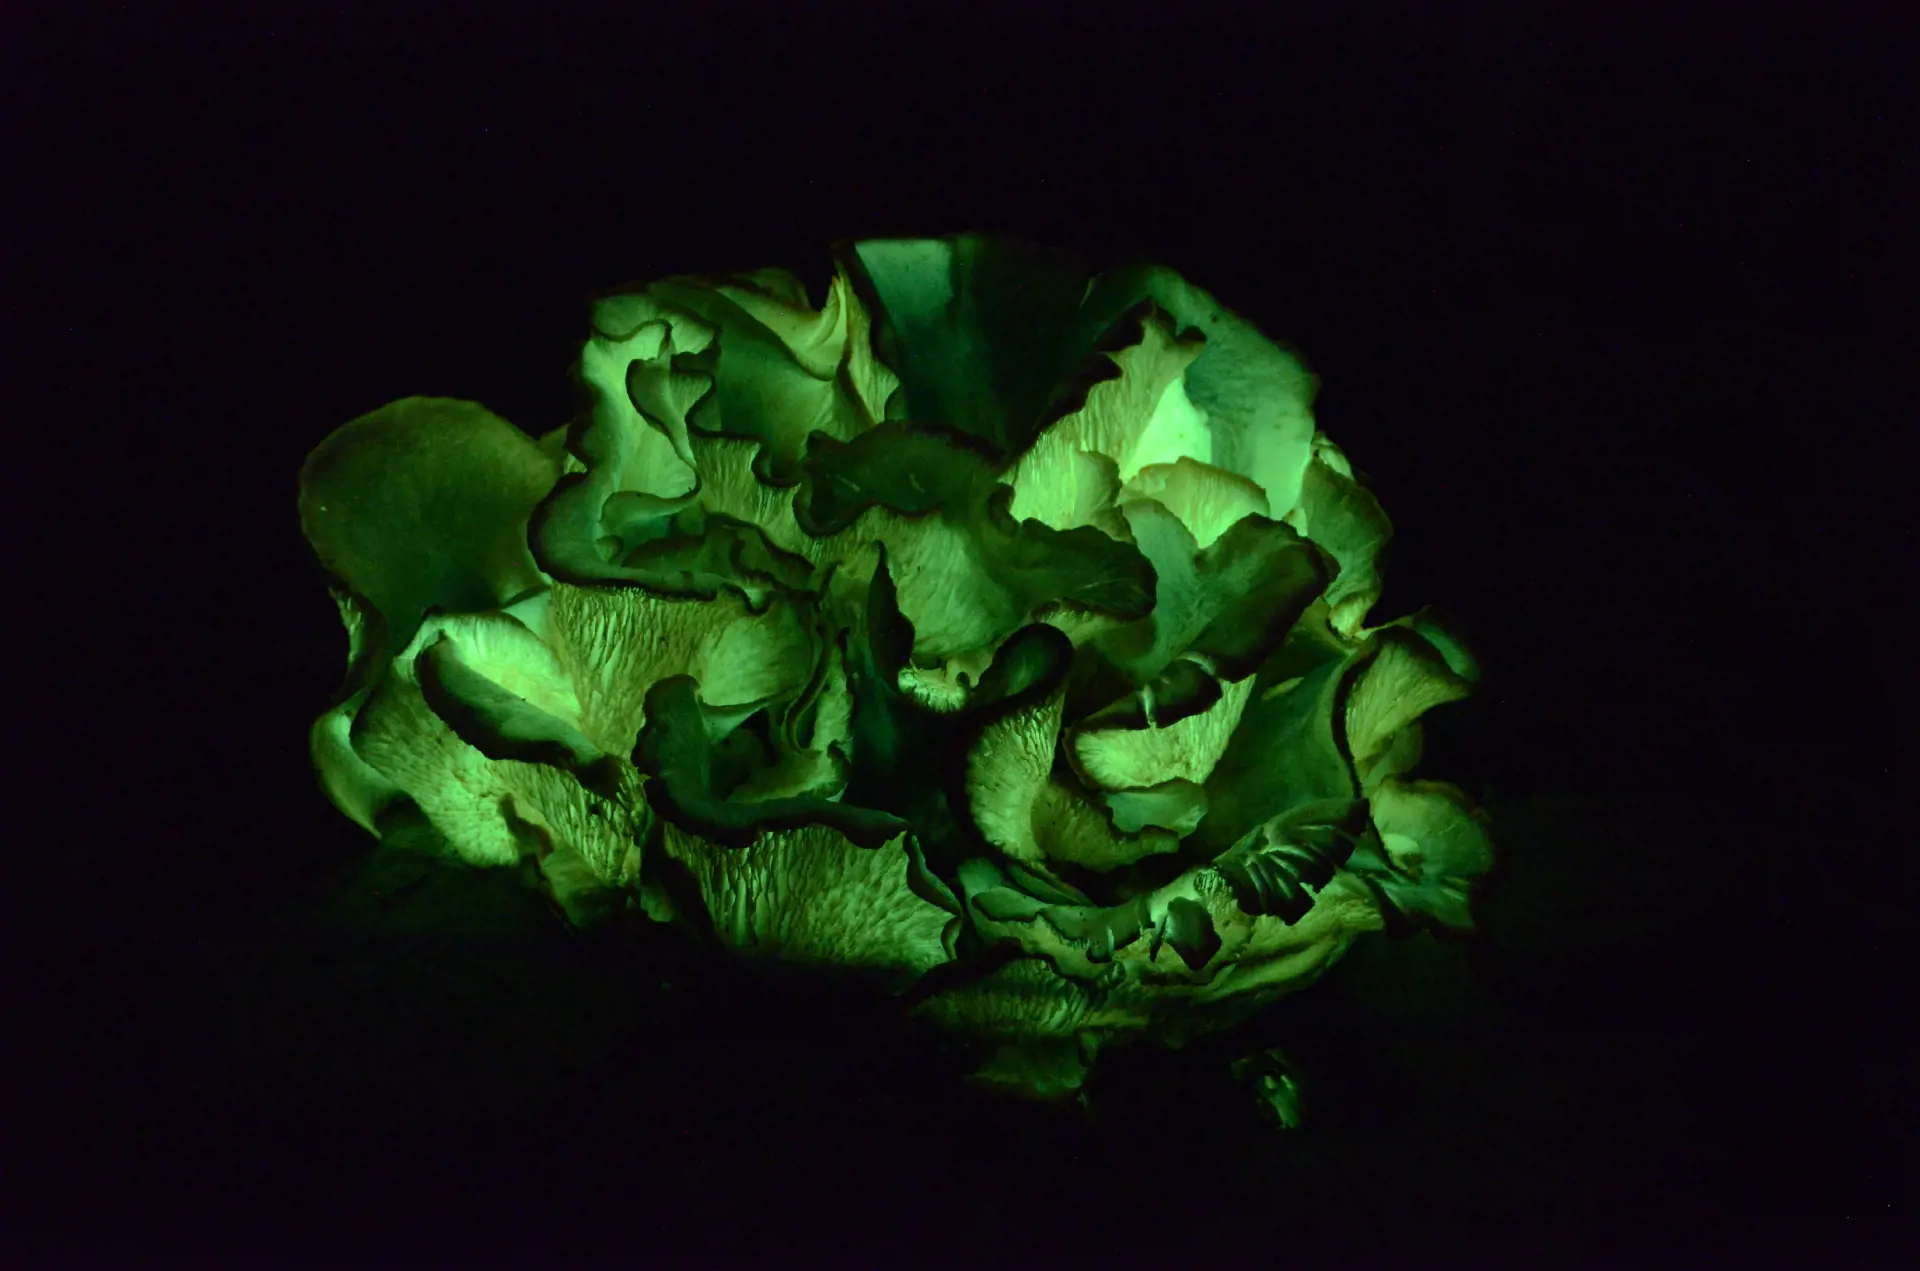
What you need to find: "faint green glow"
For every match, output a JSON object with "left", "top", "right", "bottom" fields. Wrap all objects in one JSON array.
[{"left": 299, "top": 234, "right": 1492, "bottom": 1119}]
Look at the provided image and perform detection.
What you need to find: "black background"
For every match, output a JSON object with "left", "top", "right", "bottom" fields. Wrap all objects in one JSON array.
[{"left": 9, "top": 4, "right": 1911, "bottom": 1267}]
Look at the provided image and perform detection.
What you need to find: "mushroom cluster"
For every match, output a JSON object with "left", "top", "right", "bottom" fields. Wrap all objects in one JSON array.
[{"left": 300, "top": 235, "right": 1491, "bottom": 1108}]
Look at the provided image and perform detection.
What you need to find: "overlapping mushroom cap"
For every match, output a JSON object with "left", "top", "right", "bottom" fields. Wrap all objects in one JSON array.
[{"left": 299, "top": 235, "right": 1492, "bottom": 1094}]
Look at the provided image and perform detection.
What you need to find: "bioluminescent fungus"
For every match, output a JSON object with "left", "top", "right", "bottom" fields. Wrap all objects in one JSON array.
[{"left": 299, "top": 234, "right": 1492, "bottom": 1114}]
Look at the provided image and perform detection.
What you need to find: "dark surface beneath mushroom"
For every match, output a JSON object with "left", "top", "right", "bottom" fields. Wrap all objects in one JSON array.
[{"left": 31, "top": 786, "right": 1888, "bottom": 1266}]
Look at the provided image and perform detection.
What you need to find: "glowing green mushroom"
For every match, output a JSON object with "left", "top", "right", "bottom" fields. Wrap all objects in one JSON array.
[{"left": 300, "top": 233, "right": 1492, "bottom": 1116}]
